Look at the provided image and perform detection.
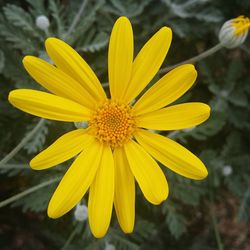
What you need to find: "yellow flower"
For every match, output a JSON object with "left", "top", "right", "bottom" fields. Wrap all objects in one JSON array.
[{"left": 8, "top": 17, "right": 210, "bottom": 238}]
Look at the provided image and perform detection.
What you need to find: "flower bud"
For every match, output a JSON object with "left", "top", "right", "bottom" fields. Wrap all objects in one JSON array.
[
  {"left": 105, "top": 243, "right": 116, "bottom": 250},
  {"left": 74, "top": 203, "right": 88, "bottom": 222},
  {"left": 36, "top": 15, "right": 50, "bottom": 31},
  {"left": 219, "top": 16, "right": 250, "bottom": 48},
  {"left": 222, "top": 165, "right": 233, "bottom": 176}
]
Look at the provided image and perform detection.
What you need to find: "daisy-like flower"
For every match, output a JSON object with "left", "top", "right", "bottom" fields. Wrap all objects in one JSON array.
[
  {"left": 8, "top": 17, "right": 210, "bottom": 238},
  {"left": 219, "top": 15, "right": 250, "bottom": 48}
]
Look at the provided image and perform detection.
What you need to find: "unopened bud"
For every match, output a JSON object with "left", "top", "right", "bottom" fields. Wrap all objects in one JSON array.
[
  {"left": 105, "top": 243, "right": 116, "bottom": 250},
  {"left": 36, "top": 15, "right": 50, "bottom": 31},
  {"left": 219, "top": 16, "right": 250, "bottom": 48},
  {"left": 74, "top": 204, "right": 88, "bottom": 222},
  {"left": 222, "top": 165, "right": 233, "bottom": 176}
]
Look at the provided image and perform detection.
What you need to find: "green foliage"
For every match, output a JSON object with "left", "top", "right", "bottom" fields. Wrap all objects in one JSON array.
[
  {"left": 23, "top": 119, "right": 51, "bottom": 154},
  {"left": 11, "top": 178, "right": 58, "bottom": 212},
  {"left": 163, "top": 203, "right": 187, "bottom": 239},
  {"left": 0, "top": 0, "right": 250, "bottom": 249}
]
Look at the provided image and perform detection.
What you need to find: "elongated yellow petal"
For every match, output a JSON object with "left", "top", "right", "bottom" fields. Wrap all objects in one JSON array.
[
  {"left": 30, "top": 129, "right": 94, "bottom": 170},
  {"left": 124, "top": 140, "right": 168, "bottom": 205},
  {"left": 108, "top": 16, "right": 133, "bottom": 100},
  {"left": 133, "top": 64, "right": 197, "bottom": 115},
  {"left": 88, "top": 145, "right": 114, "bottom": 238},
  {"left": 48, "top": 140, "right": 103, "bottom": 218},
  {"left": 135, "top": 130, "right": 208, "bottom": 180},
  {"left": 123, "top": 27, "right": 172, "bottom": 103},
  {"left": 23, "top": 56, "right": 97, "bottom": 109},
  {"left": 113, "top": 147, "right": 135, "bottom": 233},
  {"left": 137, "top": 103, "right": 210, "bottom": 130},
  {"left": 8, "top": 89, "right": 91, "bottom": 122},
  {"left": 45, "top": 37, "right": 106, "bottom": 101}
]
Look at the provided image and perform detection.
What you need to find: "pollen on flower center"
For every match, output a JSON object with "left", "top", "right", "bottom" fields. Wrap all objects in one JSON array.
[{"left": 89, "top": 100, "right": 136, "bottom": 148}]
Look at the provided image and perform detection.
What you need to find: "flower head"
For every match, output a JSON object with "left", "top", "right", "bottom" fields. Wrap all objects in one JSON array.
[
  {"left": 219, "top": 15, "right": 250, "bottom": 48},
  {"left": 8, "top": 17, "right": 210, "bottom": 238}
]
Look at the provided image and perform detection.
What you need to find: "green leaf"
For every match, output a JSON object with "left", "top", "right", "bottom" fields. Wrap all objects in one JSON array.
[
  {"left": 23, "top": 119, "right": 51, "bottom": 154},
  {"left": 165, "top": 205, "right": 186, "bottom": 239}
]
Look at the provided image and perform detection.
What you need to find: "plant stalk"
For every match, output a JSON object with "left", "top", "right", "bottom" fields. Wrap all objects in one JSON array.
[
  {"left": 64, "top": 0, "right": 89, "bottom": 38},
  {"left": 0, "top": 119, "right": 45, "bottom": 168},
  {"left": 61, "top": 225, "right": 80, "bottom": 250},
  {"left": 209, "top": 191, "right": 224, "bottom": 250},
  {"left": 0, "top": 177, "right": 60, "bottom": 208},
  {"left": 160, "top": 43, "right": 223, "bottom": 73}
]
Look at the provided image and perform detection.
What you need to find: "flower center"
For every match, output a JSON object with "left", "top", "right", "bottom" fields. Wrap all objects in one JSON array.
[
  {"left": 231, "top": 16, "right": 250, "bottom": 36},
  {"left": 89, "top": 100, "right": 136, "bottom": 148}
]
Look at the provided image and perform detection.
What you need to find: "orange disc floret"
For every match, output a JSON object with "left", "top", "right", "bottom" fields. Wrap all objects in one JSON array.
[{"left": 89, "top": 100, "right": 136, "bottom": 148}]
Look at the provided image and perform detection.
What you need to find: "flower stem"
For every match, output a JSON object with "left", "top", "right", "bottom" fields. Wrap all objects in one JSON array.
[
  {"left": 0, "top": 119, "right": 45, "bottom": 168},
  {"left": 64, "top": 0, "right": 89, "bottom": 38},
  {"left": 0, "top": 164, "right": 29, "bottom": 169},
  {"left": 168, "top": 131, "right": 179, "bottom": 139},
  {"left": 61, "top": 225, "right": 80, "bottom": 250},
  {"left": 0, "top": 177, "right": 60, "bottom": 208},
  {"left": 209, "top": 191, "right": 224, "bottom": 250},
  {"left": 159, "top": 43, "right": 223, "bottom": 74}
]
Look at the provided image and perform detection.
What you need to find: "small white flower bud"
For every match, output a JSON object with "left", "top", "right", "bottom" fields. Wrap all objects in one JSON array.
[
  {"left": 36, "top": 15, "right": 50, "bottom": 31},
  {"left": 74, "top": 121, "right": 88, "bottom": 129},
  {"left": 222, "top": 165, "right": 233, "bottom": 176},
  {"left": 74, "top": 204, "right": 88, "bottom": 222},
  {"left": 219, "top": 16, "right": 250, "bottom": 48},
  {"left": 105, "top": 243, "right": 116, "bottom": 250}
]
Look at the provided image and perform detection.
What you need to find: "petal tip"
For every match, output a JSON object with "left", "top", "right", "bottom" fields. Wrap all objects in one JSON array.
[
  {"left": 29, "top": 158, "right": 41, "bottom": 170},
  {"left": 22, "top": 55, "right": 33, "bottom": 65},
  {"left": 200, "top": 165, "right": 209, "bottom": 179},
  {"left": 204, "top": 104, "right": 211, "bottom": 118},
  {"left": 114, "top": 16, "right": 132, "bottom": 31},
  {"left": 47, "top": 201, "right": 61, "bottom": 219},
  {"left": 8, "top": 91, "right": 13, "bottom": 102},
  {"left": 160, "top": 26, "right": 173, "bottom": 37},
  {"left": 45, "top": 37, "right": 61, "bottom": 49},
  {"left": 117, "top": 16, "right": 130, "bottom": 24},
  {"left": 122, "top": 226, "right": 134, "bottom": 234},
  {"left": 194, "top": 161, "right": 208, "bottom": 180},
  {"left": 8, "top": 90, "right": 17, "bottom": 105},
  {"left": 90, "top": 226, "right": 108, "bottom": 238}
]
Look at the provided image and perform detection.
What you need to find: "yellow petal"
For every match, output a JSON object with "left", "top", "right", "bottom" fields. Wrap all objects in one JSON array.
[
  {"left": 135, "top": 129, "right": 208, "bottom": 180},
  {"left": 113, "top": 147, "right": 135, "bottom": 233},
  {"left": 137, "top": 103, "right": 210, "bottom": 130},
  {"left": 124, "top": 140, "right": 168, "bottom": 205},
  {"left": 123, "top": 27, "right": 172, "bottom": 103},
  {"left": 8, "top": 89, "right": 91, "bottom": 122},
  {"left": 30, "top": 129, "right": 94, "bottom": 170},
  {"left": 45, "top": 37, "right": 106, "bottom": 101},
  {"left": 133, "top": 64, "right": 197, "bottom": 115},
  {"left": 108, "top": 16, "right": 133, "bottom": 100},
  {"left": 88, "top": 145, "right": 114, "bottom": 238},
  {"left": 48, "top": 140, "right": 103, "bottom": 218},
  {"left": 23, "top": 56, "right": 97, "bottom": 109}
]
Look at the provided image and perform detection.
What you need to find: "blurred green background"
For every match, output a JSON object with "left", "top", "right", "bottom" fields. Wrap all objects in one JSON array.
[{"left": 0, "top": 0, "right": 250, "bottom": 249}]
